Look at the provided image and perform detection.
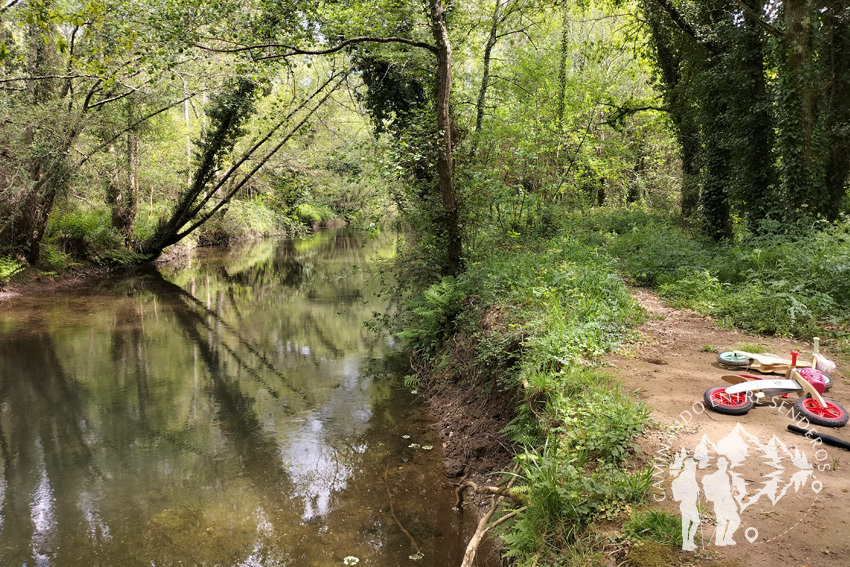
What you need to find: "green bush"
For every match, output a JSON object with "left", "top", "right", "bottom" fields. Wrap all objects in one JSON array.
[
  {"left": 0, "top": 256, "right": 25, "bottom": 287},
  {"left": 294, "top": 203, "right": 324, "bottom": 226},
  {"left": 41, "top": 245, "right": 77, "bottom": 270},
  {"left": 195, "top": 199, "right": 301, "bottom": 246},
  {"left": 46, "top": 207, "right": 123, "bottom": 259}
]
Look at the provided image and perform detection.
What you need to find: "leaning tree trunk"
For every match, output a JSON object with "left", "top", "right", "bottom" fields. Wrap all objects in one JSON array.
[{"left": 429, "top": 0, "right": 462, "bottom": 276}]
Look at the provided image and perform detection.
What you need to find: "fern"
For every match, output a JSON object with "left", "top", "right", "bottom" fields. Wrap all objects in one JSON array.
[{"left": 0, "top": 257, "right": 25, "bottom": 288}]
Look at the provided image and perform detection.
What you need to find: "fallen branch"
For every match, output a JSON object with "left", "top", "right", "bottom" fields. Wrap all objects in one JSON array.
[
  {"left": 461, "top": 495, "right": 501, "bottom": 567},
  {"left": 384, "top": 464, "right": 421, "bottom": 556},
  {"left": 455, "top": 479, "right": 526, "bottom": 507},
  {"left": 458, "top": 467, "right": 524, "bottom": 567}
]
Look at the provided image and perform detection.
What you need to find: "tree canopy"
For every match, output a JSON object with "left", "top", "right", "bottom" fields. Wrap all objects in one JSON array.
[{"left": 1, "top": 0, "right": 848, "bottom": 270}]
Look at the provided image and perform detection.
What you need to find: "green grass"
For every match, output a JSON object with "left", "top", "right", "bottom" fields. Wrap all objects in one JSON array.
[
  {"left": 733, "top": 342, "right": 766, "bottom": 353},
  {"left": 564, "top": 208, "right": 850, "bottom": 344},
  {"left": 400, "top": 232, "right": 650, "bottom": 563},
  {"left": 624, "top": 509, "right": 683, "bottom": 547}
]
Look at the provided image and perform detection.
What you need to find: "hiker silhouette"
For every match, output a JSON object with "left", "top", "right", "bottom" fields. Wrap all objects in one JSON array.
[
  {"left": 671, "top": 457, "right": 700, "bottom": 551},
  {"left": 702, "top": 457, "right": 741, "bottom": 546}
]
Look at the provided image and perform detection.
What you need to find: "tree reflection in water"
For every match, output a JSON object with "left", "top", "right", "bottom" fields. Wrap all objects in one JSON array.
[{"left": 0, "top": 229, "right": 473, "bottom": 567}]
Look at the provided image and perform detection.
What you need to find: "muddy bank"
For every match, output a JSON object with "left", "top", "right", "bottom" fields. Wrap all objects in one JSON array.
[
  {"left": 424, "top": 374, "right": 515, "bottom": 483},
  {"left": 0, "top": 264, "right": 119, "bottom": 301},
  {"left": 420, "top": 370, "right": 515, "bottom": 567}
]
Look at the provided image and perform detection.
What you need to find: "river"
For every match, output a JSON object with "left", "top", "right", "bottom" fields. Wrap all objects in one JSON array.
[{"left": 0, "top": 229, "right": 476, "bottom": 567}]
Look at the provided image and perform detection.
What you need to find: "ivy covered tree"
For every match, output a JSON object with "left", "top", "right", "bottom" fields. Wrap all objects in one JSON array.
[{"left": 642, "top": 0, "right": 850, "bottom": 238}]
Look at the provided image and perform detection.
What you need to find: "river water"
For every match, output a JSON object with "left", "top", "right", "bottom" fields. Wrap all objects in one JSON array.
[{"left": 0, "top": 229, "right": 475, "bottom": 567}]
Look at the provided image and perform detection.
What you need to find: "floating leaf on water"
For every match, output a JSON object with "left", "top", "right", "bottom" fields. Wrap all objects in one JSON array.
[
  {"left": 408, "top": 443, "right": 420, "bottom": 449},
  {"left": 422, "top": 445, "right": 433, "bottom": 451},
  {"left": 343, "top": 556, "right": 360, "bottom": 565}
]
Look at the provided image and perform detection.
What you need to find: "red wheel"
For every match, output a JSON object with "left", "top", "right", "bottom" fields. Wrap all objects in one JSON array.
[
  {"left": 704, "top": 386, "right": 754, "bottom": 415},
  {"left": 795, "top": 396, "right": 849, "bottom": 428}
]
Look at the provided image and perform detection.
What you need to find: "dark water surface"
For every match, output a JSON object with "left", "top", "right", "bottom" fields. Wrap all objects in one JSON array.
[{"left": 0, "top": 229, "right": 474, "bottom": 567}]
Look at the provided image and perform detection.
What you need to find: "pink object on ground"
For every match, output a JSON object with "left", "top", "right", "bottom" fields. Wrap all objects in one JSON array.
[{"left": 799, "top": 367, "right": 827, "bottom": 395}]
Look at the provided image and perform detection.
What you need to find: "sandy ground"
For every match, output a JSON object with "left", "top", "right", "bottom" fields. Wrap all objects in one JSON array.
[{"left": 611, "top": 289, "right": 850, "bottom": 567}]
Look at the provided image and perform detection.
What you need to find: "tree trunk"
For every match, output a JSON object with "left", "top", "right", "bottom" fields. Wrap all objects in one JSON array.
[
  {"left": 107, "top": 127, "right": 140, "bottom": 243},
  {"left": 822, "top": 0, "right": 850, "bottom": 220},
  {"left": 429, "top": 0, "right": 462, "bottom": 276},
  {"left": 642, "top": 0, "right": 702, "bottom": 218},
  {"left": 556, "top": 1, "right": 569, "bottom": 129},
  {"left": 782, "top": 0, "right": 819, "bottom": 213},
  {"left": 471, "top": 0, "right": 502, "bottom": 156},
  {"left": 738, "top": 0, "right": 778, "bottom": 227},
  {"left": 679, "top": 118, "right": 701, "bottom": 218}
]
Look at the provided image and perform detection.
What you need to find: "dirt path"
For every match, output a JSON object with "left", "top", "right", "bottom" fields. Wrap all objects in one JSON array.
[{"left": 611, "top": 289, "right": 850, "bottom": 567}]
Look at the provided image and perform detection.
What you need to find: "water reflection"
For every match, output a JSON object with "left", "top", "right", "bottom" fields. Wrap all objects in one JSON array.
[{"left": 0, "top": 229, "right": 473, "bottom": 566}]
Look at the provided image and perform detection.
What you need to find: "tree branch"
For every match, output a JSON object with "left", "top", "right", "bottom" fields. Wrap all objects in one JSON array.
[
  {"left": 652, "top": 0, "right": 717, "bottom": 51},
  {"left": 0, "top": 74, "right": 98, "bottom": 84},
  {"left": 182, "top": 72, "right": 343, "bottom": 222},
  {"left": 735, "top": 0, "right": 783, "bottom": 38},
  {"left": 193, "top": 35, "right": 438, "bottom": 58},
  {"left": 171, "top": 76, "right": 345, "bottom": 243},
  {"left": 77, "top": 93, "right": 197, "bottom": 168},
  {"left": 0, "top": 0, "right": 21, "bottom": 14}
]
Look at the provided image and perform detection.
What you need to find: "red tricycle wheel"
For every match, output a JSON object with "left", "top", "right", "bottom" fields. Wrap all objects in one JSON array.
[
  {"left": 704, "top": 386, "right": 754, "bottom": 415},
  {"left": 795, "top": 396, "right": 849, "bottom": 428}
]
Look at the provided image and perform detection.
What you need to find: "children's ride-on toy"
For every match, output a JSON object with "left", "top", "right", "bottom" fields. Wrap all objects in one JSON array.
[
  {"left": 716, "top": 337, "right": 835, "bottom": 390},
  {"left": 704, "top": 350, "right": 848, "bottom": 428}
]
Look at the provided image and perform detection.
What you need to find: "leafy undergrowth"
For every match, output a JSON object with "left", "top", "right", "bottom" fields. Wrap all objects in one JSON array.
[
  {"left": 400, "top": 235, "right": 652, "bottom": 565},
  {"left": 566, "top": 209, "right": 850, "bottom": 352},
  {"left": 399, "top": 206, "right": 850, "bottom": 565}
]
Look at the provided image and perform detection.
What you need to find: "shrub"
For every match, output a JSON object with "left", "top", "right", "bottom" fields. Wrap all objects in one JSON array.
[
  {"left": 0, "top": 256, "right": 25, "bottom": 287},
  {"left": 46, "top": 207, "right": 122, "bottom": 259},
  {"left": 294, "top": 203, "right": 323, "bottom": 226},
  {"left": 568, "top": 210, "right": 850, "bottom": 340}
]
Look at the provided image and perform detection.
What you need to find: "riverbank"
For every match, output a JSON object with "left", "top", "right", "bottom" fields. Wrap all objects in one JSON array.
[
  {"left": 0, "top": 264, "right": 119, "bottom": 301},
  {"left": 400, "top": 234, "right": 649, "bottom": 565},
  {"left": 400, "top": 211, "right": 850, "bottom": 566}
]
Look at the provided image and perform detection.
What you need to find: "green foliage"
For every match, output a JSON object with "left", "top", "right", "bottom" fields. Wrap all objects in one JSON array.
[
  {"left": 397, "top": 276, "right": 466, "bottom": 360},
  {"left": 294, "top": 203, "right": 321, "bottom": 226},
  {"left": 195, "top": 199, "right": 300, "bottom": 246},
  {"left": 41, "top": 245, "right": 77, "bottom": 271},
  {"left": 642, "top": 0, "right": 850, "bottom": 229},
  {"left": 0, "top": 256, "right": 25, "bottom": 287},
  {"left": 502, "top": 442, "right": 651, "bottom": 559},
  {"left": 549, "top": 375, "right": 648, "bottom": 464},
  {"left": 45, "top": 207, "right": 123, "bottom": 260},
  {"left": 623, "top": 509, "right": 683, "bottom": 547},
  {"left": 569, "top": 210, "right": 850, "bottom": 339}
]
